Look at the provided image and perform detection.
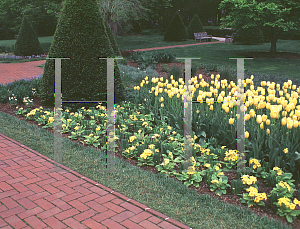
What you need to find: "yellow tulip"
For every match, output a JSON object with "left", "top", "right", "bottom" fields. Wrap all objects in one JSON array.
[
  {"left": 260, "top": 122, "right": 264, "bottom": 129},
  {"left": 287, "top": 120, "right": 293, "bottom": 129},
  {"left": 266, "top": 119, "right": 270, "bottom": 125},
  {"left": 256, "top": 115, "right": 262, "bottom": 124},
  {"left": 229, "top": 118, "right": 235, "bottom": 125},
  {"left": 245, "top": 131, "right": 249, "bottom": 138},
  {"left": 266, "top": 129, "right": 270, "bottom": 135},
  {"left": 293, "top": 120, "right": 298, "bottom": 128},
  {"left": 283, "top": 148, "right": 288, "bottom": 154},
  {"left": 210, "top": 105, "right": 213, "bottom": 111},
  {"left": 161, "top": 103, "right": 164, "bottom": 108},
  {"left": 245, "top": 114, "right": 251, "bottom": 121}
]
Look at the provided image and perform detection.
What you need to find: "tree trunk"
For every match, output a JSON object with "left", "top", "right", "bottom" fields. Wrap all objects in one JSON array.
[
  {"left": 109, "top": 21, "right": 118, "bottom": 36},
  {"left": 269, "top": 27, "right": 280, "bottom": 56}
]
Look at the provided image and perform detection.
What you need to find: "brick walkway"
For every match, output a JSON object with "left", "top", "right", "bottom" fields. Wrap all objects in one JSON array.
[
  {"left": 0, "top": 60, "right": 45, "bottom": 85},
  {"left": 0, "top": 133, "right": 191, "bottom": 229}
]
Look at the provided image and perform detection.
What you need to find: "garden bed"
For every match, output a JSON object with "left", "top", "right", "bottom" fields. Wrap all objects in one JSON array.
[{"left": 0, "top": 95, "right": 300, "bottom": 228}]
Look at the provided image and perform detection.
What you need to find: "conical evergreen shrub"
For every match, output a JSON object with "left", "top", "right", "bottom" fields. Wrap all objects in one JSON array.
[
  {"left": 38, "top": 0, "right": 125, "bottom": 109},
  {"left": 233, "top": 26, "right": 264, "bottom": 45},
  {"left": 106, "top": 24, "right": 121, "bottom": 57},
  {"left": 187, "top": 14, "right": 205, "bottom": 39},
  {"left": 13, "top": 16, "right": 44, "bottom": 57},
  {"left": 164, "top": 12, "right": 188, "bottom": 41}
]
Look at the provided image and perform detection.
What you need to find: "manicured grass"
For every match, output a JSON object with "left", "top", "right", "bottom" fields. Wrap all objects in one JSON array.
[
  {"left": 140, "top": 39, "right": 300, "bottom": 81},
  {"left": 0, "top": 111, "right": 292, "bottom": 229}
]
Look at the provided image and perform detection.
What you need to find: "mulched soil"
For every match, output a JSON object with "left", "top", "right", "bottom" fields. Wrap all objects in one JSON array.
[{"left": 1, "top": 51, "right": 300, "bottom": 228}]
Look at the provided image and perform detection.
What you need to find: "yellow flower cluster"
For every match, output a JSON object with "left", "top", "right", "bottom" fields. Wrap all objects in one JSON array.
[
  {"left": 211, "top": 179, "right": 219, "bottom": 184},
  {"left": 250, "top": 158, "right": 261, "bottom": 170},
  {"left": 124, "top": 146, "right": 136, "bottom": 154},
  {"left": 246, "top": 186, "right": 267, "bottom": 203},
  {"left": 161, "top": 158, "right": 170, "bottom": 166},
  {"left": 26, "top": 108, "right": 39, "bottom": 117},
  {"left": 273, "top": 167, "right": 284, "bottom": 176},
  {"left": 278, "top": 197, "right": 296, "bottom": 210},
  {"left": 241, "top": 175, "right": 257, "bottom": 185},
  {"left": 187, "top": 166, "right": 196, "bottom": 175},
  {"left": 224, "top": 150, "right": 238, "bottom": 162},
  {"left": 140, "top": 149, "right": 154, "bottom": 159},
  {"left": 129, "top": 136, "right": 137, "bottom": 142},
  {"left": 278, "top": 181, "right": 291, "bottom": 192}
]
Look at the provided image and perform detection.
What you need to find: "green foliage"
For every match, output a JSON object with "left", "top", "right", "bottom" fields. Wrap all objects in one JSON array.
[
  {"left": 13, "top": 16, "right": 44, "bottom": 56},
  {"left": 0, "top": 0, "right": 63, "bottom": 40},
  {"left": 38, "top": 0, "right": 125, "bottom": 109},
  {"left": 0, "top": 77, "right": 41, "bottom": 104},
  {"left": 219, "top": 0, "right": 300, "bottom": 53},
  {"left": 105, "top": 25, "right": 121, "bottom": 57},
  {"left": 234, "top": 26, "right": 264, "bottom": 45},
  {"left": 129, "top": 51, "right": 175, "bottom": 70},
  {"left": 167, "top": 65, "right": 183, "bottom": 82},
  {"left": 164, "top": 12, "right": 188, "bottom": 41},
  {"left": 187, "top": 14, "right": 205, "bottom": 39}
]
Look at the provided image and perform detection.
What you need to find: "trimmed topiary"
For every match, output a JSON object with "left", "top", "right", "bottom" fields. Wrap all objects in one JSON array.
[
  {"left": 13, "top": 16, "right": 44, "bottom": 57},
  {"left": 233, "top": 26, "right": 264, "bottom": 45},
  {"left": 106, "top": 24, "right": 121, "bottom": 57},
  {"left": 38, "top": 0, "right": 125, "bottom": 109},
  {"left": 164, "top": 12, "right": 188, "bottom": 41},
  {"left": 187, "top": 14, "right": 205, "bottom": 39}
]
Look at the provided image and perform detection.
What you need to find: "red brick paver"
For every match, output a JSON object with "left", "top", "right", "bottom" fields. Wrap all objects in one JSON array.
[
  {"left": 0, "top": 133, "right": 191, "bottom": 229},
  {"left": 0, "top": 60, "right": 46, "bottom": 85}
]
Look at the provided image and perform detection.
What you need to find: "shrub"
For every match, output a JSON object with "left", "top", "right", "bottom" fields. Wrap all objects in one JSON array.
[
  {"left": 187, "top": 14, "right": 205, "bottom": 39},
  {"left": 164, "top": 12, "right": 188, "bottom": 41},
  {"left": 168, "top": 65, "right": 183, "bottom": 81},
  {"left": 13, "top": 16, "right": 44, "bottom": 57},
  {"left": 129, "top": 51, "right": 176, "bottom": 70},
  {"left": 233, "top": 26, "right": 264, "bottom": 45},
  {"left": 38, "top": 0, "right": 125, "bottom": 110},
  {"left": 0, "top": 76, "right": 41, "bottom": 104},
  {"left": 106, "top": 24, "right": 121, "bottom": 56}
]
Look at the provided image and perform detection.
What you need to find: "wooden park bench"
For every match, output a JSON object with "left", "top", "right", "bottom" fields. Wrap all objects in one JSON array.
[
  {"left": 194, "top": 32, "right": 212, "bottom": 42},
  {"left": 225, "top": 33, "right": 236, "bottom": 43}
]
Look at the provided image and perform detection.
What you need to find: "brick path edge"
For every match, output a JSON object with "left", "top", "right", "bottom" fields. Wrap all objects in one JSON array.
[{"left": 0, "top": 133, "right": 192, "bottom": 229}]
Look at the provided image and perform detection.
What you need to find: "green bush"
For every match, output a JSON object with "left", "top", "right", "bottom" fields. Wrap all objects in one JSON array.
[
  {"left": 13, "top": 16, "right": 44, "bottom": 57},
  {"left": 38, "top": 0, "right": 125, "bottom": 110},
  {"left": 168, "top": 65, "right": 183, "bottom": 81},
  {"left": 106, "top": 25, "right": 121, "bottom": 56},
  {"left": 187, "top": 14, "right": 205, "bottom": 39},
  {"left": 164, "top": 12, "right": 188, "bottom": 41},
  {"left": 129, "top": 51, "right": 176, "bottom": 70},
  {"left": 233, "top": 26, "right": 264, "bottom": 45},
  {"left": 0, "top": 76, "right": 41, "bottom": 104}
]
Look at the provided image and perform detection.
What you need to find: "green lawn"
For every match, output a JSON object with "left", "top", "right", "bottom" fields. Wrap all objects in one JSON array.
[
  {"left": 138, "top": 39, "right": 300, "bottom": 81},
  {"left": 1, "top": 35, "right": 299, "bottom": 84}
]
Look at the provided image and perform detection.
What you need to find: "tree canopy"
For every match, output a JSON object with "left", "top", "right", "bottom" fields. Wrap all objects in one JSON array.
[{"left": 219, "top": 0, "right": 300, "bottom": 55}]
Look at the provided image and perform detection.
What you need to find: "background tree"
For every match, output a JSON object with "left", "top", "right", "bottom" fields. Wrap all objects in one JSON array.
[
  {"left": 97, "top": 0, "right": 149, "bottom": 35},
  {"left": 38, "top": 0, "right": 125, "bottom": 109},
  {"left": 187, "top": 14, "right": 205, "bottom": 39},
  {"left": 219, "top": 0, "right": 300, "bottom": 55},
  {"left": 13, "top": 15, "right": 44, "bottom": 56},
  {"left": 164, "top": 12, "right": 188, "bottom": 41},
  {"left": 0, "top": 0, "right": 63, "bottom": 39}
]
